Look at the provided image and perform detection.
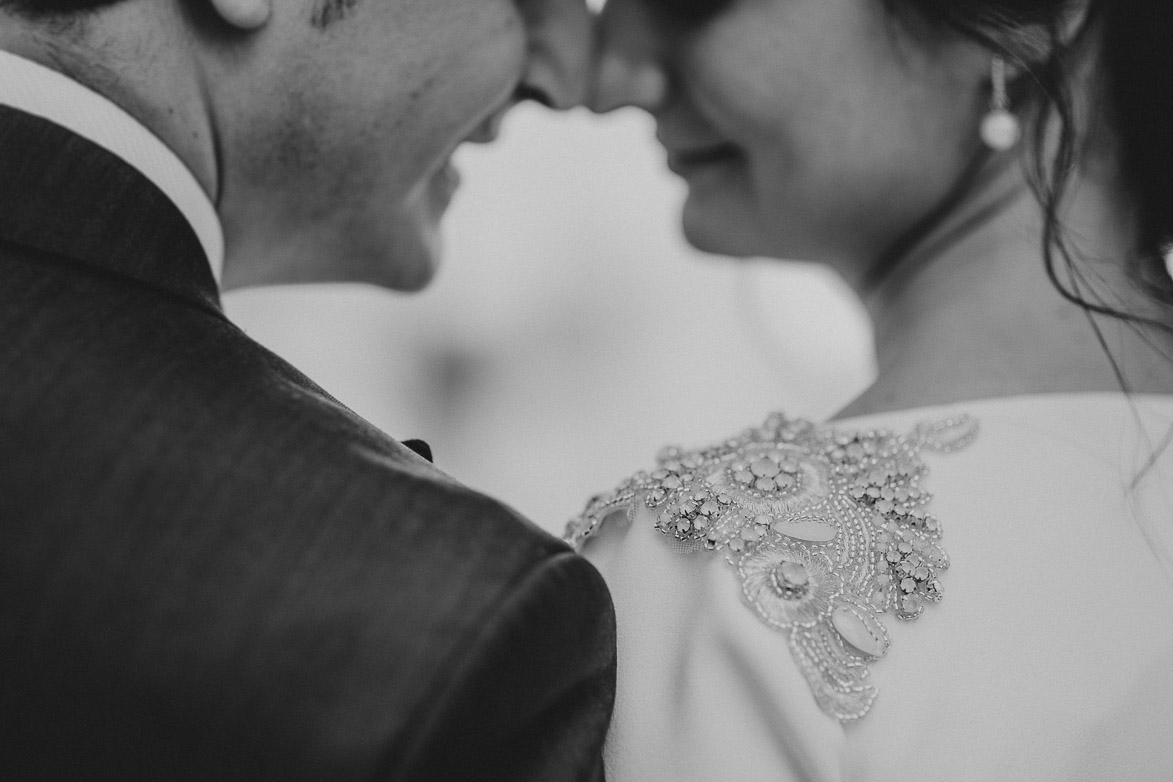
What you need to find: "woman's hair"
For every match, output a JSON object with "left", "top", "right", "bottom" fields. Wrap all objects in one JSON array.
[{"left": 887, "top": 0, "right": 1173, "bottom": 322}]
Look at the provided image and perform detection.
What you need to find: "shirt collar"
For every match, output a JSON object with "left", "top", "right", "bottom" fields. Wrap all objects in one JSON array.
[{"left": 0, "top": 48, "right": 224, "bottom": 286}]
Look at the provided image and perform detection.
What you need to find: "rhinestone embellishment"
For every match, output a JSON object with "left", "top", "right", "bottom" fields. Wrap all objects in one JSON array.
[{"left": 564, "top": 411, "right": 977, "bottom": 721}]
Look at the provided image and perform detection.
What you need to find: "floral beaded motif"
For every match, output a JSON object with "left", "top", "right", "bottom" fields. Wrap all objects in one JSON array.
[{"left": 564, "top": 412, "right": 977, "bottom": 721}]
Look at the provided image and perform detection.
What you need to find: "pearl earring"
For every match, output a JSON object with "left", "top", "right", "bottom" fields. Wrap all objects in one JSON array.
[{"left": 980, "top": 55, "right": 1021, "bottom": 151}]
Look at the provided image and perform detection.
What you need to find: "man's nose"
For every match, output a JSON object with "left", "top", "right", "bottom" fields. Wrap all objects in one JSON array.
[
  {"left": 589, "top": 0, "right": 668, "bottom": 113},
  {"left": 520, "top": 0, "right": 595, "bottom": 109}
]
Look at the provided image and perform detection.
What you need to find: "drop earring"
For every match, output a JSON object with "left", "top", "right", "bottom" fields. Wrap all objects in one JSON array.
[{"left": 980, "top": 55, "right": 1021, "bottom": 151}]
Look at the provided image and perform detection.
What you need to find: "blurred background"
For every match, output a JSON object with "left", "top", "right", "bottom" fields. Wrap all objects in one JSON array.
[{"left": 224, "top": 106, "right": 875, "bottom": 534}]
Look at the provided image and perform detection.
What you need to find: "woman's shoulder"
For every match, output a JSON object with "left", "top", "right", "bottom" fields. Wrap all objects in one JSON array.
[
  {"left": 565, "top": 408, "right": 979, "bottom": 721},
  {"left": 565, "top": 394, "right": 1173, "bottom": 728}
]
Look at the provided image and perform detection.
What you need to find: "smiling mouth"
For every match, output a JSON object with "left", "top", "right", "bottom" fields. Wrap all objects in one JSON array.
[{"left": 667, "top": 143, "right": 742, "bottom": 174}]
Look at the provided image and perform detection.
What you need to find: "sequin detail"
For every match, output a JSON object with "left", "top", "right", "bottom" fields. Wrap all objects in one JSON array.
[{"left": 564, "top": 412, "right": 976, "bottom": 721}]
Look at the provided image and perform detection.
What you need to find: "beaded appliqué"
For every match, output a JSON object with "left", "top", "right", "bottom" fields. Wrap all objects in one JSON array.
[{"left": 564, "top": 412, "right": 977, "bottom": 721}]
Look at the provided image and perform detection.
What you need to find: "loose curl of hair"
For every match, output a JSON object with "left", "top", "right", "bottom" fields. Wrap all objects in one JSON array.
[{"left": 887, "top": 0, "right": 1173, "bottom": 341}]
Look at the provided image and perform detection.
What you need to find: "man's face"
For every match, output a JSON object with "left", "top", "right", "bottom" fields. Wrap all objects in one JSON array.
[{"left": 214, "top": 0, "right": 592, "bottom": 290}]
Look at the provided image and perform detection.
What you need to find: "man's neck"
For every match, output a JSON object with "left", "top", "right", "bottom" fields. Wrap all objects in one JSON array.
[{"left": 0, "top": 5, "right": 218, "bottom": 202}]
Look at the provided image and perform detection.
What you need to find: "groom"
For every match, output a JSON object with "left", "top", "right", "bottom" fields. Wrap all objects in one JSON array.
[{"left": 0, "top": 0, "right": 613, "bottom": 779}]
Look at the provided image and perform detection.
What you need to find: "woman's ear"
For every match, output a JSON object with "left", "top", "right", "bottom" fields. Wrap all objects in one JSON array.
[{"left": 208, "top": 0, "right": 272, "bottom": 31}]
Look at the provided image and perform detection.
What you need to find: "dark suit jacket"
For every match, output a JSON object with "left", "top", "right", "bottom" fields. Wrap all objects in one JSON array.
[{"left": 0, "top": 105, "right": 615, "bottom": 780}]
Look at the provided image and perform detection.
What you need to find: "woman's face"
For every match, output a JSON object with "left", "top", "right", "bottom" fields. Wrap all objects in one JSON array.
[{"left": 593, "top": 0, "right": 990, "bottom": 281}]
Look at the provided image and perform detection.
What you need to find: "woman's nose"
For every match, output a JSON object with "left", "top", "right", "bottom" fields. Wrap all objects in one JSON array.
[
  {"left": 589, "top": 0, "right": 669, "bottom": 113},
  {"left": 520, "top": 0, "right": 596, "bottom": 109}
]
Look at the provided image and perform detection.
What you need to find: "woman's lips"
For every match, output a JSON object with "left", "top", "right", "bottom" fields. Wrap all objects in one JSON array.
[{"left": 666, "top": 142, "right": 742, "bottom": 175}]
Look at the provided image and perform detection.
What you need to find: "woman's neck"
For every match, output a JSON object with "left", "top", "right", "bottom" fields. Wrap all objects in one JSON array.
[{"left": 836, "top": 159, "right": 1173, "bottom": 420}]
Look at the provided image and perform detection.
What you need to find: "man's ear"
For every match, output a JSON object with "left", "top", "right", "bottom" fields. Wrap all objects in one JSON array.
[{"left": 209, "top": 0, "right": 272, "bottom": 30}]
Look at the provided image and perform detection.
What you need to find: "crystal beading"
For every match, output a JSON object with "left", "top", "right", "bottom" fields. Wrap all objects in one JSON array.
[{"left": 564, "top": 411, "right": 977, "bottom": 721}]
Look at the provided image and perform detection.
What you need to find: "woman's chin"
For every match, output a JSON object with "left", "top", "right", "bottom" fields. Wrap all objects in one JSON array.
[{"left": 679, "top": 193, "right": 837, "bottom": 265}]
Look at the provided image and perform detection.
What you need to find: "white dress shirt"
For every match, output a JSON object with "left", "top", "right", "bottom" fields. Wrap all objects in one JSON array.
[{"left": 0, "top": 48, "right": 224, "bottom": 285}]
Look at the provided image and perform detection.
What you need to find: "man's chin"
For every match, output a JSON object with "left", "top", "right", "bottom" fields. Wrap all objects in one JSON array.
[
  {"left": 383, "top": 247, "right": 439, "bottom": 292},
  {"left": 340, "top": 226, "right": 442, "bottom": 292},
  {"left": 314, "top": 195, "right": 446, "bottom": 291},
  {"left": 339, "top": 169, "right": 455, "bottom": 291},
  {"left": 375, "top": 215, "right": 444, "bottom": 292},
  {"left": 361, "top": 178, "right": 452, "bottom": 292}
]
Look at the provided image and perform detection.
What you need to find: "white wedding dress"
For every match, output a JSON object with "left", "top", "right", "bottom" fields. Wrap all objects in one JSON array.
[{"left": 567, "top": 393, "right": 1173, "bottom": 781}]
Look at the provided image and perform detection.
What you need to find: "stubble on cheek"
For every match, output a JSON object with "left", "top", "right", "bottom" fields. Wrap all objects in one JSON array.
[
  {"left": 258, "top": 80, "right": 411, "bottom": 226},
  {"left": 270, "top": 90, "right": 323, "bottom": 178}
]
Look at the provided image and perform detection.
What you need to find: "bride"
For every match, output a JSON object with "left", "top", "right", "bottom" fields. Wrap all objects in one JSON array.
[{"left": 568, "top": 0, "right": 1173, "bottom": 779}]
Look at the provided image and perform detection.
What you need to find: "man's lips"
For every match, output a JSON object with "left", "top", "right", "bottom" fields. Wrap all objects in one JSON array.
[{"left": 666, "top": 142, "right": 742, "bottom": 174}]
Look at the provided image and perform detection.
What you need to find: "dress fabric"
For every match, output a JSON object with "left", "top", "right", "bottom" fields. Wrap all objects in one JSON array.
[{"left": 574, "top": 394, "right": 1173, "bottom": 781}]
